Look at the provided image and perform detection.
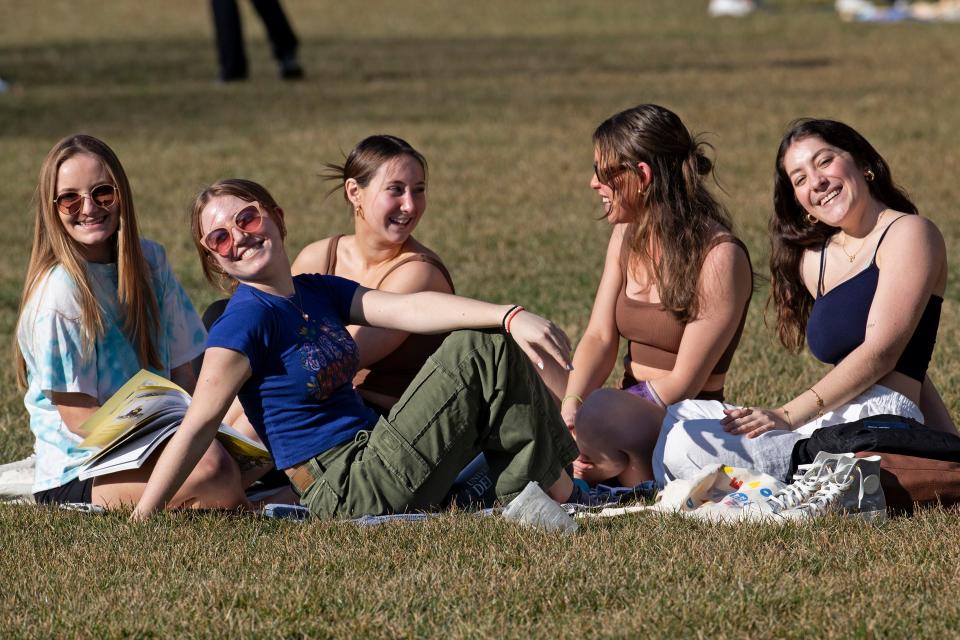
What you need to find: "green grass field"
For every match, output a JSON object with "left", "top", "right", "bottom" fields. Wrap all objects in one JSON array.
[{"left": 2, "top": 1, "right": 959, "bottom": 637}]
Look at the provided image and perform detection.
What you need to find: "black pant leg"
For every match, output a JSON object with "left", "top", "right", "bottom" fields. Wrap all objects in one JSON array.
[
  {"left": 210, "top": 0, "right": 248, "bottom": 79},
  {"left": 250, "top": 0, "right": 298, "bottom": 61}
]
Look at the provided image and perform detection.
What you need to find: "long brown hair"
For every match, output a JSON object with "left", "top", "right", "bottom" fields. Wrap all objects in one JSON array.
[
  {"left": 15, "top": 134, "right": 161, "bottom": 390},
  {"left": 593, "top": 104, "right": 733, "bottom": 323},
  {"left": 190, "top": 178, "right": 286, "bottom": 294},
  {"left": 770, "top": 118, "right": 917, "bottom": 351}
]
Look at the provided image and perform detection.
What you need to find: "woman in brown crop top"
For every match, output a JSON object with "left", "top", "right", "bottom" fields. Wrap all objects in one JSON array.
[
  {"left": 560, "top": 104, "right": 754, "bottom": 487},
  {"left": 292, "top": 135, "right": 454, "bottom": 414}
]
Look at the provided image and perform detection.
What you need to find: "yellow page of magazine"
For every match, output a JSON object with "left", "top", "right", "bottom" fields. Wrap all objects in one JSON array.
[{"left": 78, "top": 370, "right": 190, "bottom": 450}]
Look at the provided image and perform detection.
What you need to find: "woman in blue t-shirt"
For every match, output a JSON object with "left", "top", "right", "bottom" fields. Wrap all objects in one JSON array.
[
  {"left": 133, "top": 179, "right": 581, "bottom": 519},
  {"left": 15, "top": 134, "right": 251, "bottom": 509}
]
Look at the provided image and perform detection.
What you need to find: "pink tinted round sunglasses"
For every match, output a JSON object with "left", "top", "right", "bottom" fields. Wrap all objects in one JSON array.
[
  {"left": 54, "top": 184, "right": 118, "bottom": 216},
  {"left": 203, "top": 204, "right": 267, "bottom": 256}
]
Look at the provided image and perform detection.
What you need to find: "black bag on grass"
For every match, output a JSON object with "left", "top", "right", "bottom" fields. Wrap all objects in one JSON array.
[{"left": 790, "top": 413, "right": 960, "bottom": 471}]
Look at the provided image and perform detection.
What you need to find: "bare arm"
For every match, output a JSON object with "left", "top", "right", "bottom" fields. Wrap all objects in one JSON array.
[
  {"left": 131, "top": 347, "right": 251, "bottom": 519},
  {"left": 727, "top": 216, "right": 947, "bottom": 436},
  {"left": 649, "top": 241, "right": 752, "bottom": 405},
  {"left": 561, "top": 226, "right": 627, "bottom": 429},
  {"left": 349, "top": 261, "right": 453, "bottom": 367},
  {"left": 49, "top": 392, "right": 99, "bottom": 437},
  {"left": 350, "top": 289, "right": 572, "bottom": 372}
]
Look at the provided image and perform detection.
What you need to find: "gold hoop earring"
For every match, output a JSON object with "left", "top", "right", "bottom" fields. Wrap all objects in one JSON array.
[
  {"left": 807, "top": 213, "right": 818, "bottom": 224},
  {"left": 864, "top": 169, "right": 875, "bottom": 182},
  {"left": 355, "top": 205, "right": 364, "bottom": 219}
]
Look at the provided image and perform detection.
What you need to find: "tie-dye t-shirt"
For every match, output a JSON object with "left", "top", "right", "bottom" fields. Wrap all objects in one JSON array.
[
  {"left": 206, "top": 274, "right": 378, "bottom": 469},
  {"left": 17, "top": 240, "right": 207, "bottom": 492}
]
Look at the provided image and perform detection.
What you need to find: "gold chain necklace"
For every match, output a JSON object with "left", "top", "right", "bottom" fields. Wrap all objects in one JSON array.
[
  {"left": 286, "top": 285, "right": 310, "bottom": 321},
  {"left": 838, "top": 210, "right": 886, "bottom": 263}
]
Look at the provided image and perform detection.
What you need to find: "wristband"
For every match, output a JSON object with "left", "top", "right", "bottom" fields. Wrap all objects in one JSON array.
[{"left": 562, "top": 394, "right": 584, "bottom": 406}]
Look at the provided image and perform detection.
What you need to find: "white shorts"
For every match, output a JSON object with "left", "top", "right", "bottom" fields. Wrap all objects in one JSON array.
[{"left": 652, "top": 384, "right": 924, "bottom": 486}]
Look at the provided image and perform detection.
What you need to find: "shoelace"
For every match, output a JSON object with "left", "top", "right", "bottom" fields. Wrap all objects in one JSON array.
[
  {"left": 788, "top": 467, "right": 859, "bottom": 517},
  {"left": 767, "top": 459, "right": 840, "bottom": 512}
]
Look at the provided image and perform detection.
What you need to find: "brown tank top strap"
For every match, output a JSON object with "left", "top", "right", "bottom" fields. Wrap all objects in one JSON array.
[
  {"left": 324, "top": 234, "right": 343, "bottom": 275},
  {"left": 375, "top": 254, "right": 455, "bottom": 293}
]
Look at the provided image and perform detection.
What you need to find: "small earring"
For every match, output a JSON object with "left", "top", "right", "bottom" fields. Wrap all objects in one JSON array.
[
  {"left": 807, "top": 213, "right": 818, "bottom": 224},
  {"left": 864, "top": 169, "right": 875, "bottom": 182},
  {"left": 355, "top": 205, "right": 364, "bottom": 219}
]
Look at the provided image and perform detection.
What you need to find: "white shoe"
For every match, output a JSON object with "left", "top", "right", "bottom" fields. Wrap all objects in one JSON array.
[
  {"left": 696, "top": 451, "right": 854, "bottom": 523},
  {"left": 708, "top": 0, "right": 756, "bottom": 17},
  {"left": 780, "top": 455, "right": 886, "bottom": 522}
]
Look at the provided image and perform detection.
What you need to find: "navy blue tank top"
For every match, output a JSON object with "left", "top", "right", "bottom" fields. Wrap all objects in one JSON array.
[{"left": 806, "top": 215, "right": 942, "bottom": 382}]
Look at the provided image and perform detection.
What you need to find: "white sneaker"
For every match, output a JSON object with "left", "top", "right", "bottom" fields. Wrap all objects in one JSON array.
[
  {"left": 697, "top": 451, "right": 854, "bottom": 523},
  {"left": 708, "top": 0, "right": 756, "bottom": 17},
  {"left": 780, "top": 455, "right": 886, "bottom": 522}
]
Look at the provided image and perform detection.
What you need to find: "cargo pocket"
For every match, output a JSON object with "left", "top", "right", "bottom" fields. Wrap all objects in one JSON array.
[{"left": 367, "top": 418, "right": 434, "bottom": 493}]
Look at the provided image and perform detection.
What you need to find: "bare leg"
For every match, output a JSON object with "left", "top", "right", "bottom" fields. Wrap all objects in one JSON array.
[
  {"left": 91, "top": 440, "right": 251, "bottom": 510},
  {"left": 920, "top": 376, "right": 959, "bottom": 435},
  {"left": 573, "top": 388, "right": 666, "bottom": 486},
  {"left": 544, "top": 471, "right": 574, "bottom": 503}
]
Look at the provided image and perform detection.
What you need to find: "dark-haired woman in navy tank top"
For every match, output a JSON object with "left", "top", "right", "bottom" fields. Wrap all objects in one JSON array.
[{"left": 655, "top": 118, "right": 954, "bottom": 484}]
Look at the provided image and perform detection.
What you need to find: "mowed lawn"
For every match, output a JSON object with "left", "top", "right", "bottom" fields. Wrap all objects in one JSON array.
[{"left": 1, "top": 1, "right": 959, "bottom": 637}]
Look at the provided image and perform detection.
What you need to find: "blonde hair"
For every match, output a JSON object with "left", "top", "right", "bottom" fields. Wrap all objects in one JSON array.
[{"left": 15, "top": 134, "right": 161, "bottom": 390}]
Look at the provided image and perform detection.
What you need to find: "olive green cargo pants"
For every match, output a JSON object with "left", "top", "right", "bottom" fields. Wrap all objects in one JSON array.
[{"left": 299, "top": 329, "right": 579, "bottom": 518}]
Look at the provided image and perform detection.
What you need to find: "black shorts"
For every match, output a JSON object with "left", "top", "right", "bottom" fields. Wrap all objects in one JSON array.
[{"left": 34, "top": 477, "right": 93, "bottom": 505}]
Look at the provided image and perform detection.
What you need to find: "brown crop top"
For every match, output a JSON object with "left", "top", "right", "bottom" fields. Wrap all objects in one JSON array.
[
  {"left": 615, "top": 235, "right": 752, "bottom": 380},
  {"left": 322, "top": 235, "right": 455, "bottom": 413}
]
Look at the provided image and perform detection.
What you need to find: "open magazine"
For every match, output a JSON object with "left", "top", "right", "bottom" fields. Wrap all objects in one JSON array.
[{"left": 75, "top": 370, "right": 272, "bottom": 481}]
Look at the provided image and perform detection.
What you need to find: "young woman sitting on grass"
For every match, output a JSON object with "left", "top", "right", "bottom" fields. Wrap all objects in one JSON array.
[
  {"left": 655, "top": 118, "right": 955, "bottom": 484},
  {"left": 131, "top": 179, "right": 581, "bottom": 519},
  {"left": 15, "top": 134, "right": 251, "bottom": 509},
  {"left": 291, "top": 135, "right": 454, "bottom": 415},
  {"left": 559, "top": 104, "right": 754, "bottom": 487}
]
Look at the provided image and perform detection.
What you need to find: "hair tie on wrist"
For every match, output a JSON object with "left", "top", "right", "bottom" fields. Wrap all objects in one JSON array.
[
  {"left": 504, "top": 306, "right": 525, "bottom": 334},
  {"left": 501, "top": 304, "right": 522, "bottom": 331}
]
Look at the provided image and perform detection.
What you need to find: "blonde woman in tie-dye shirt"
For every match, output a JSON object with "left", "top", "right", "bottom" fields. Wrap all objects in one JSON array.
[{"left": 15, "top": 134, "right": 250, "bottom": 509}]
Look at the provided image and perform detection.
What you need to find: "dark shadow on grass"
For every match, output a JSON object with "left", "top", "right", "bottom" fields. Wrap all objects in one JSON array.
[{"left": 0, "top": 34, "right": 831, "bottom": 140}]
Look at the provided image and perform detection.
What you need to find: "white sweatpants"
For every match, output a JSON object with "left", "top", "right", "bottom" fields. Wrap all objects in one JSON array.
[{"left": 652, "top": 384, "right": 924, "bottom": 486}]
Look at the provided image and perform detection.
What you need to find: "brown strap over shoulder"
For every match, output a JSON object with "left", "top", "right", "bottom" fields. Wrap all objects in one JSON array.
[
  {"left": 323, "top": 234, "right": 343, "bottom": 275},
  {"left": 375, "top": 253, "right": 455, "bottom": 293}
]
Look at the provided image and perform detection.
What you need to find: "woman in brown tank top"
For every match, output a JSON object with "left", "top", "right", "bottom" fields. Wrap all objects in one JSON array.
[
  {"left": 292, "top": 135, "right": 454, "bottom": 414},
  {"left": 561, "top": 104, "right": 754, "bottom": 487}
]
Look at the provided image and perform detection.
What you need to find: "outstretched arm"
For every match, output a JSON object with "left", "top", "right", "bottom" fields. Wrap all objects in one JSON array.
[
  {"left": 350, "top": 289, "right": 572, "bottom": 372},
  {"left": 131, "top": 347, "right": 251, "bottom": 519}
]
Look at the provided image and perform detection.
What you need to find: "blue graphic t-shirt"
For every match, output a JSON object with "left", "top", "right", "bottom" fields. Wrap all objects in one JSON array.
[{"left": 206, "top": 274, "right": 378, "bottom": 469}]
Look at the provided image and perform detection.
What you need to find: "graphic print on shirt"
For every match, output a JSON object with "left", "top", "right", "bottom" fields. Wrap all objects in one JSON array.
[{"left": 297, "top": 320, "right": 360, "bottom": 400}]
